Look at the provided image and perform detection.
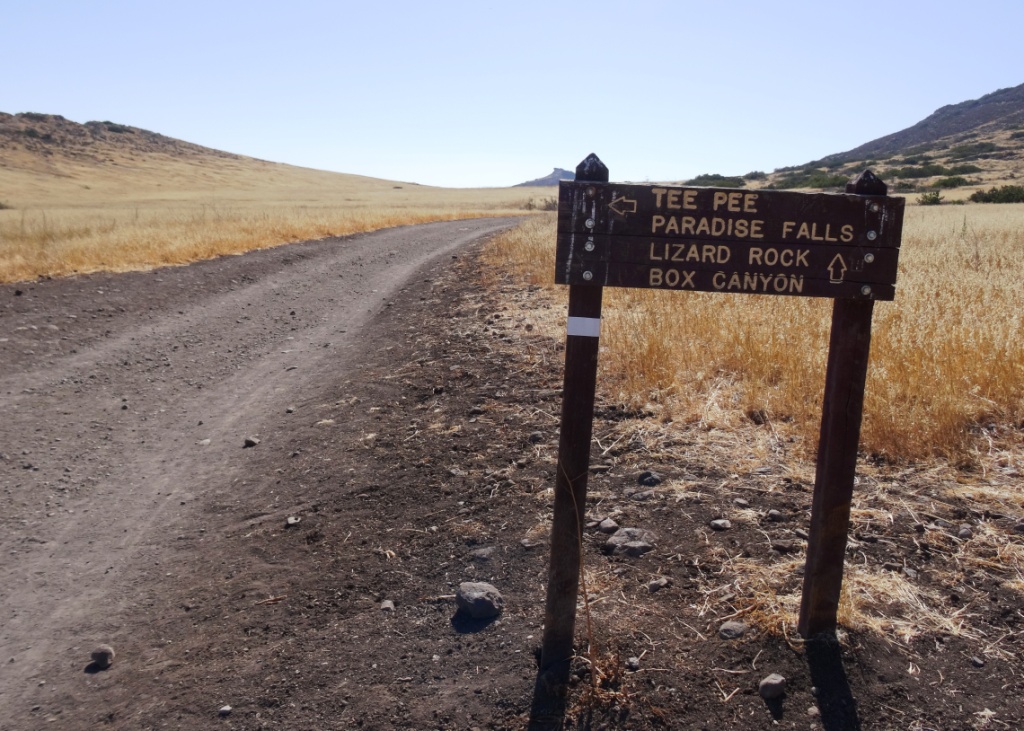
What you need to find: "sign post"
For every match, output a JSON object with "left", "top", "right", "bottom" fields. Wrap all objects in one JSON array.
[
  {"left": 537, "top": 154, "right": 608, "bottom": 697},
  {"left": 797, "top": 171, "right": 890, "bottom": 638},
  {"left": 538, "top": 155, "right": 904, "bottom": 678}
]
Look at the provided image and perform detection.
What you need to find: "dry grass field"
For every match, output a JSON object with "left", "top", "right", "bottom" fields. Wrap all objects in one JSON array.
[
  {"left": 483, "top": 204, "right": 1024, "bottom": 463},
  {"left": 481, "top": 202, "right": 1024, "bottom": 668},
  {"left": 0, "top": 117, "right": 547, "bottom": 282}
]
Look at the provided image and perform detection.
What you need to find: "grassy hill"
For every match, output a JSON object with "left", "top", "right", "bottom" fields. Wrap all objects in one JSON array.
[
  {"left": 682, "top": 83, "right": 1024, "bottom": 199},
  {"left": 0, "top": 112, "right": 535, "bottom": 210},
  {"left": 0, "top": 113, "right": 543, "bottom": 282}
]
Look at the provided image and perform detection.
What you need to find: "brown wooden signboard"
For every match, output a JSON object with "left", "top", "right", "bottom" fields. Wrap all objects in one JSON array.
[
  {"left": 534, "top": 155, "right": 906, "bottom": 723},
  {"left": 556, "top": 181, "right": 904, "bottom": 300}
]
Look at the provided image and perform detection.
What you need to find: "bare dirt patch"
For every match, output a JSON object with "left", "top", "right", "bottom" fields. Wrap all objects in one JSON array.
[{"left": 1, "top": 220, "right": 1021, "bottom": 730}]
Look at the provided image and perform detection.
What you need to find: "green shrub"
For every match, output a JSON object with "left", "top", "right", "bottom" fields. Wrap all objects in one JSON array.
[
  {"left": 949, "top": 163, "right": 983, "bottom": 175},
  {"left": 948, "top": 142, "right": 999, "bottom": 160},
  {"left": 685, "top": 173, "right": 746, "bottom": 188},
  {"left": 933, "top": 176, "right": 970, "bottom": 189},
  {"left": 773, "top": 171, "right": 849, "bottom": 189},
  {"left": 917, "top": 191, "right": 943, "bottom": 206},
  {"left": 743, "top": 170, "right": 767, "bottom": 180},
  {"left": 969, "top": 185, "right": 1024, "bottom": 203},
  {"left": 892, "top": 181, "right": 917, "bottom": 192},
  {"left": 1010, "top": 130, "right": 1024, "bottom": 140},
  {"left": 885, "top": 163, "right": 953, "bottom": 178},
  {"left": 0, "top": 201, "right": 12, "bottom": 210}
]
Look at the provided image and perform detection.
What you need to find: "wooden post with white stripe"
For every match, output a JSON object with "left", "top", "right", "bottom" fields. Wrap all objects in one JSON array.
[{"left": 537, "top": 153, "right": 608, "bottom": 696}]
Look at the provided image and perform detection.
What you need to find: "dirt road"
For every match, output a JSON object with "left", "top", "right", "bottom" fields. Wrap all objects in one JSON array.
[
  {"left": 0, "top": 219, "right": 520, "bottom": 728},
  {"left": 3, "top": 218, "right": 1021, "bottom": 731}
]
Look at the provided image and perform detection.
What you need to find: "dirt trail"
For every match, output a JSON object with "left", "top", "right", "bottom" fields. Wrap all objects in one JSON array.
[{"left": 0, "top": 219, "right": 516, "bottom": 725}]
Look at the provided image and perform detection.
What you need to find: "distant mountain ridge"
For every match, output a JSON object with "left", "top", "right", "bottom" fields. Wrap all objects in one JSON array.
[
  {"left": 822, "top": 83, "right": 1024, "bottom": 165},
  {"left": 515, "top": 168, "right": 574, "bottom": 187}
]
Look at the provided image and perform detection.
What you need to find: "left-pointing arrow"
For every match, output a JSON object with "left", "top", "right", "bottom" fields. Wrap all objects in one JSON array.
[{"left": 608, "top": 196, "right": 638, "bottom": 217}]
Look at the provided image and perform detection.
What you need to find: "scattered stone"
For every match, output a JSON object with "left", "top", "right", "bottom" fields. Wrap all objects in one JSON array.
[
  {"left": 709, "top": 519, "right": 732, "bottom": 531},
  {"left": 456, "top": 582, "right": 504, "bottom": 619},
  {"left": 604, "top": 527, "right": 656, "bottom": 556},
  {"left": 1014, "top": 522, "right": 1024, "bottom": 535},
  {"left": 598, "top": 518, "right": 620, "bottom": 534},
  {"left": 91, "top": 645, "right": 115, "bottom": 669},
  {"left": 218, "top": 705, "right": 232, "bottom": 717},
  {"left": 196, "top": 438, "right": 211, "bottom": 447},
  {"left": 903, "top": 567, "right": 919, "bottom": 580},
  {"left": 759, "top": 673, "right": 787, "bottom": 700},
  {"left": 958, "top": 525, "right": 974, "bottom": 540},
  {"left": 771, "top": 540, "right": 796, "bottom": 554},
  {"left": 767, "top": 509, "right": 785, "bottom": 522},
  {"left": 648, "top": 577, "right": 671, "bottom": 593},
  {"left": 718, "top": 620, "right": 748, "bottom": 640},
  {"left": 631, "top": 489, "right": 656, "bottom": 501},
  {"left": 733, "top": 498, "right": 750, "bottom": 508},
  {"left": 616, "top": 541, "right": 654, "bottom": 558},
  {"left": 380, "top": 600, "right": 396, "bottom": 612},
  {"left": 808, "top": 706, "right": 820, "bottom": 718},
  {"left": 286, "top": 406, "right": 295, "bottom": 414},
  {"left": 971, "top": 656, "right": 986, "bottom": 668},
  {"left": 469, "top": 406, "right": 486, "bottom": 416},
  {"left": 469, "top": 546, "right": 495, "bottom": 562},
  {"left": 590, "top": 463, "right": 612, "bottom": 474},
  {"left": 285, "top": 516, "right": 301, "bottom": 527},
  {"left": 637, "top": 470, "right": 662, "bottom": 487},
  {"left": 243, "top": 436, "right": 260, "bottom": 448},
  {"left": 794, "top": 528, "right": 809, "bottom": 540},
  {"left": 528, "top": 431, "right": 545, "bottom": 443},
  {"left": 625, "top": 656, "right": 641, "bottom": 671}
]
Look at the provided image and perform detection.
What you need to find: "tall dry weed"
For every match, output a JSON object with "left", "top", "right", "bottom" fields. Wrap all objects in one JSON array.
[{"left": 483, "top": 205, "right": 1024, "bottom": 461}]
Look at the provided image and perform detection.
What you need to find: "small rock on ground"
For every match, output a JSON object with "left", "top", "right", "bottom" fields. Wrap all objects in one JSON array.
[
  {"left": 219, "top": 705, "right": 232, "bottom": 717},
  {"left": 637, "top": 470, "right": 662, "bottom": 487},
  {"left": 604, "top": 527, "right": 656, "bottom": 556},
  {"left": 243, "top": 436, "right": 260, "bottom": 448},
  {"left": 710, "top": 519, "right": 732, "bottom": 531},
  {"left": 456, "top": 582, "right": 504, "bottom": 619},
  {"left": 91, "top": 645, "right": 115, "bottom": 669},
  {"left": 615, "top": 541, "right": 654, "bottom": 558},
  {"left": 598, "top": 518, "right": 619, "bottom": 534},
  {"left": 380, "top": 600, "right": 396, "bottom": 612},
  {"left": 759, "top": 673, "right": 787, "bottom": 700},
  {"left": 469, "top": 546, "right": 495, "bottom": 562},
  {"left": 718, "top": 620, "right": 748, "bottom": 640},
  {"left": 648, "top": 577, "right": 671, "bottom": 593}
]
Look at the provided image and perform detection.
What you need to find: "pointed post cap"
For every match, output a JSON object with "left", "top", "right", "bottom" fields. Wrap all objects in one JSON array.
[
  {"left": 847, "top": 169, "right": 887, "bottom": 196},
  {"left": 576, "top": 154, "right": 609, "bottom": 183}
]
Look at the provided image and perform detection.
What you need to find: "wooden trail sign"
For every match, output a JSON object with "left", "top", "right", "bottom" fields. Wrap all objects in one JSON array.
[
  {"left": 557, "top": 180, "right": 903, "bottom": 300},
  {"left": 537, "top": 155, "right": 904, "bottom": 701}
]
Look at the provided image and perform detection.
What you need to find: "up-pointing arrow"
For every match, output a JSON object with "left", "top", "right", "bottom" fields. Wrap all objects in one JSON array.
[
  {"left": 608, "top": 196, "right": 638, "bottom": 217},
  {"left": 828, "top": 254, "right": 847, "bottom": 283}
]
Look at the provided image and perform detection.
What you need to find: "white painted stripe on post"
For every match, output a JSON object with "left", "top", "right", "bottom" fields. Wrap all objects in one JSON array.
[{"left": 567, "top": 316, "right": 601, "bottom": 338}]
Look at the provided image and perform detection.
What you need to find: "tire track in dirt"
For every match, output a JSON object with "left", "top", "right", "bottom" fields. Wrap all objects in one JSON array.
[{"left": 0, "top": 218, "right": 517, "bottom": 721}]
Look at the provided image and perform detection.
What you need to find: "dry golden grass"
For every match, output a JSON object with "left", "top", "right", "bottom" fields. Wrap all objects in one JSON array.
[
  {"left": 0, "top": 148, "right": 552, "bottom": 282},
  {"left": 485, "top": 207, "right": 1024, "bottom": 648},
  {"left": 483, "top": 205, "right": 1024, "bottom": 462}
]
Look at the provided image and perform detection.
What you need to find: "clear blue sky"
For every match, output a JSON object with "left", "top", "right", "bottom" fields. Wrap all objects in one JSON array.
[{"left": 3, "top": 1, "right": 1022, "bottom": 188}]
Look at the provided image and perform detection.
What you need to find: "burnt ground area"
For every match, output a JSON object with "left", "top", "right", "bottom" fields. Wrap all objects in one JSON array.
[{"left": 2, "top": 224, "right": 1022, "bottom": 730}]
